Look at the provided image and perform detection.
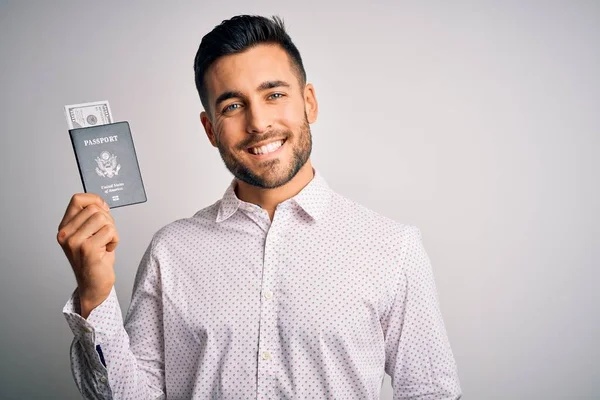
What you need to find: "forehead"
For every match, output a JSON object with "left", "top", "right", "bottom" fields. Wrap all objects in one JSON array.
[{"left": 205, "top": 44, "right": 298, "bottom": 97}]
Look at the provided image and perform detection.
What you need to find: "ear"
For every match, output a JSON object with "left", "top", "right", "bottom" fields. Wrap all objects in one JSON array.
[
  {"left": 200, "top": 111, "right": 218, "bottom": 147},
  {"left": 303, "top": 83, "right": 318, "bottom": 124}
]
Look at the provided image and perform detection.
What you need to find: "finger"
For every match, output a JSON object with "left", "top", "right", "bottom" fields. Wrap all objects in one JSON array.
[
  {"left": 59, "top": 193, "right": 108, "bottom": 232},
  {"left": 76, "top": 211, "right": 114, "bottom": 243},
  {"left": 87, "top": 224, "right": 120, "bottom": 253},
  {"left": 64, "top": 211, "right": 113, "bottom": 252},
  {"left": 58, "top": 204, "right": 114, "bottom": 246},
  {"left": 59, "top": 193, "right": 108, "bottom": 231},
  {"left": 106, "top": 233, "right": 119, "bottom": 252}
]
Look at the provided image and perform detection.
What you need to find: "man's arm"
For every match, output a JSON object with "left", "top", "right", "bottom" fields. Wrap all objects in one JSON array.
[
  {"left": 382, "top": 225, "right": 462, "bottom": 399},
  {"left": 62, "top": 240, "right": 166, "bottom": 399}
]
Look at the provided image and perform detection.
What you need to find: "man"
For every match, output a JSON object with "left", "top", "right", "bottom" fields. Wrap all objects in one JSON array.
[{"left": 58, "top": 15, "right": 462, "bottom": 399}]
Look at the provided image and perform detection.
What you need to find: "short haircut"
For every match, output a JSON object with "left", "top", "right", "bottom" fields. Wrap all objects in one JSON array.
[{"left": 193, "top": 15, "right": 307, "bottom": 115}]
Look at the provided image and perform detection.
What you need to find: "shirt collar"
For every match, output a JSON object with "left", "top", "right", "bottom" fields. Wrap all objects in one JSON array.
[{"left": 215, "top": 167, "right": 332, "bottom": 223}]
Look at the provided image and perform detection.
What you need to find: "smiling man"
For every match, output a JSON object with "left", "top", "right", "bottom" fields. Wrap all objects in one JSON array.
[
  {"left": 198, "top": 31, "right": 316, "bottom": 221},
  {"left": 59, "top": 15, "right": 462, "bottom": 399}
]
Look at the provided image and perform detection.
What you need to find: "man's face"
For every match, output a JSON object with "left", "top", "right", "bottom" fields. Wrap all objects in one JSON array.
[{"left": 200, "top": 44, "right": 318, "bottom": 189}]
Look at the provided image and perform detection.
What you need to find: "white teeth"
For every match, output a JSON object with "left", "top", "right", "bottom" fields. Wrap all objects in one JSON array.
[{"left": 250, "top": 140, "right": 283, "bottom": 155}]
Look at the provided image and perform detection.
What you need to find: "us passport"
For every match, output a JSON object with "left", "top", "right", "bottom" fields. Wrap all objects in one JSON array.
[{"left": 69, "top": 121, "right": 147, "bottom": 208}]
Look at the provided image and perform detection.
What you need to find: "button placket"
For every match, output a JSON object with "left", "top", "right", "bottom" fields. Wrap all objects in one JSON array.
[{"left": 258, "top": 226, "right": 280, "bottom": 395}]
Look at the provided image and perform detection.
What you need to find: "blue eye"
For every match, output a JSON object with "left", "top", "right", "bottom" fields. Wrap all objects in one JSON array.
[
  {"left": 268, "top": 93, "right": 284, "bottom": 100},
  {"left": 223, "top": 103, "right": 241, "bottom": 113}
]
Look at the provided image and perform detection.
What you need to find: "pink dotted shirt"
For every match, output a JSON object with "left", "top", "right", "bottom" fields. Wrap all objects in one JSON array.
[{"left": 62, "top": 168, "right": 462, "bottom": 399}]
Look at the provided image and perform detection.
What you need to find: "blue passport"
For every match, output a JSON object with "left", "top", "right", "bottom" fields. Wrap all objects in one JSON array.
[{"left": 69, "top": 121, "right": 147, "bottom": 208}]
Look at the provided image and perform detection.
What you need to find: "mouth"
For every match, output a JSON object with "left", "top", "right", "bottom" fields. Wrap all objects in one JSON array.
[{"left": 246, "top": 138, "right": 287, "bottom": 158}]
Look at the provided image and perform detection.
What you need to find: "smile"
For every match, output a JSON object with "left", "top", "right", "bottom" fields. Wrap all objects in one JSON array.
[{"left": 247, "top": 139, "right": 286, "bottom": 155}]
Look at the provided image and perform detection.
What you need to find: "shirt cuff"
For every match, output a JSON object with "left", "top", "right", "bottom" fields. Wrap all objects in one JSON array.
[{"left": 62, "top": 286, "right": 124, "bottom": 345}]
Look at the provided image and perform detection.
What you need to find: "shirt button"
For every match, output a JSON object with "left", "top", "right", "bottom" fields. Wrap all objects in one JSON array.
[
  {"left": 262, "top": 351, "right": 271, "bottom": 360},
  {"left": 263, "top": 290, "right": 273, "bottom": 299},
  {"left": 84, "top": 326, "right": 92, "bottom": 333},
  {"left": 99, "top": 376, "right": 107, "bottom": 383}
]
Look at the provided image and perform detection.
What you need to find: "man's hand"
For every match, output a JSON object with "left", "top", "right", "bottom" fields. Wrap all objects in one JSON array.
[{"left": 57, "top": 193, "right": 120, "bottom": 319}]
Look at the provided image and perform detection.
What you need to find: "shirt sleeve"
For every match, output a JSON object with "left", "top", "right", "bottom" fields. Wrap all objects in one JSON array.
[
  {"left": 382, "top": 225, "right": 462, "bottom": 399},
  {"left": 62, "top": 240, "right": 166, "bottom": 399}
]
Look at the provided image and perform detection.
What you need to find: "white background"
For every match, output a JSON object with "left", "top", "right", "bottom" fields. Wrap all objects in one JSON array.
[{"left": 0, "top": 1, "right": 598, "bottom": 398}]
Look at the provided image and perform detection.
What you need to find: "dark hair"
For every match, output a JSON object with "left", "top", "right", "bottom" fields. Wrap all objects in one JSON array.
[{"left": 193, "top": 15, "right": 307, "bottom": 115}]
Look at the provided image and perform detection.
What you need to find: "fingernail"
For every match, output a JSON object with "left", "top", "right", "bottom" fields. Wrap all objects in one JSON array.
[{"left": 103, "top": 202, "right": 110, "bottom": 210}]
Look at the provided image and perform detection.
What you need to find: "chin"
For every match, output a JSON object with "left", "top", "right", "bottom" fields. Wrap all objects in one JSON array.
[{"left": 239, "top": 163, "right": 296, "bottom": 189}]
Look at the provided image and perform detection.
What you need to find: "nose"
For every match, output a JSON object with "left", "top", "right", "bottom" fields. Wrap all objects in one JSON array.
[{"left": 245, "top": 102, "right": 272, "bottom": 134}]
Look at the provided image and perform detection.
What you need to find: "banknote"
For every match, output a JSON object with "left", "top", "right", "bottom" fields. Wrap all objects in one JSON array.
[{"left": 64, "top": 100, "right": 113, "bottom": 129}]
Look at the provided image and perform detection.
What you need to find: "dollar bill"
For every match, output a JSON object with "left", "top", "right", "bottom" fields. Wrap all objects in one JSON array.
[{"left": 64, "top": 100, "right": 113, "bottom": 129}]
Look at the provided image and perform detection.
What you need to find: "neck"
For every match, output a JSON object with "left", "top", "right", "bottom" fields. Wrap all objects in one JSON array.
[{"left": 234, "top": 160, "right": 314, "bottom": 221}]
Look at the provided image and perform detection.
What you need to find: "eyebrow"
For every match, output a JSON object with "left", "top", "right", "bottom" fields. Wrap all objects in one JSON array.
[
  {"left": 257, "top": 80, "right": 290, "bottom": 91},
  {"left": 214, "top": 80, "right": 291, "bottom": 108}
]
